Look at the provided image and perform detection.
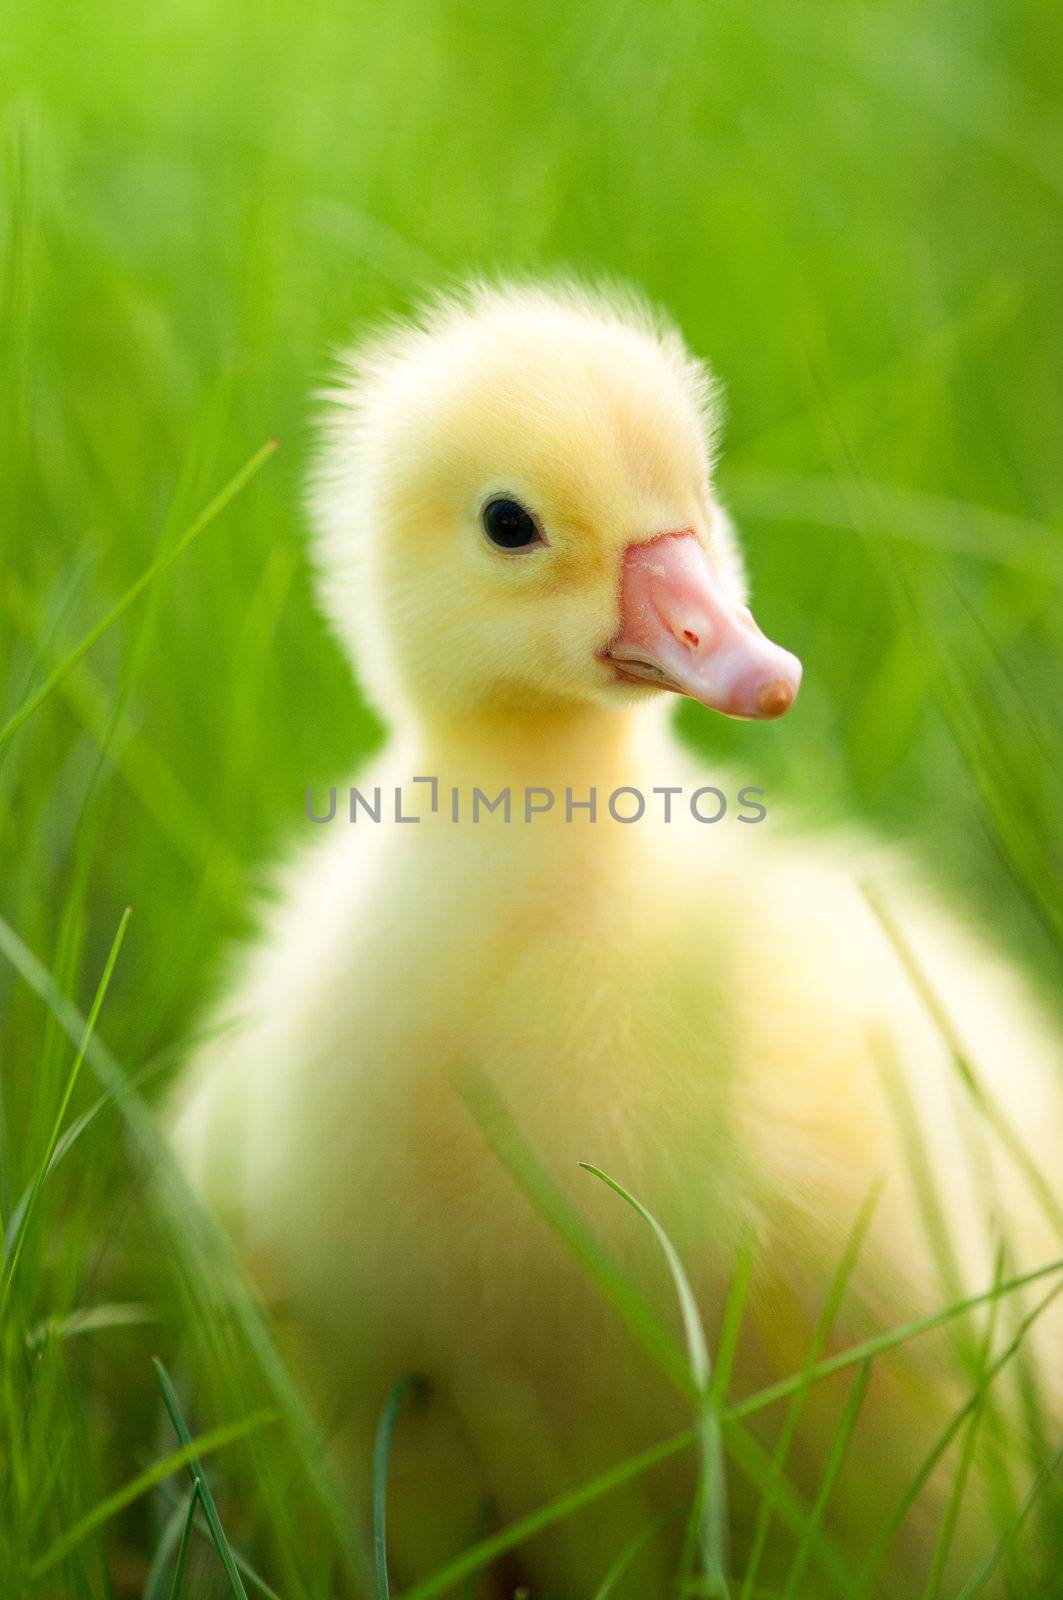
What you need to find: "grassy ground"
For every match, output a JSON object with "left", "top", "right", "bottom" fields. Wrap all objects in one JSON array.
[{"left": 1, "top": 0, "right": 1062, "bottom": 1593}]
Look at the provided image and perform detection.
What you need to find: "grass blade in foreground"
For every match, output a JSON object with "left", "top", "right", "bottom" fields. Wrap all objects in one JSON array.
[
  {"left": 406, "top": 1247, "right": 1063, "bottom": 1597},
  {"left": 862, "top": 882, "right": 1063, "bottom": 1242},
  {"left": 152, "top": 1483, "right": 285, "bottom": 1600},
  {"left": 403, "top": 1428, "right": 699, "bottom": 1600},
  {"left": 739, "top": 1182, "right": 881, "bottom": 1600},
  {"left": 781, "top": 1359, "right": 871, "bottom": 1597},
  {"left": 727, "top": 1251, "right": 1063, "bottom": 1424},
  {"left": 592, "top": 1511, "right": 679, "bottom": 1600},
  {"left": 460, "top": 1080, "right": 849, "bottom": 1593},
  {"left": 687, "top": 1229, "right": 754, "bottom": 1589},
  {"left": 462, "top": 1072, "right": 696, "bottom": 1400},
  {"left": 459, "top": 1075, "right": 1063, "bottom": 1595},
  {"left": 143, "top": 1493, "right": 193, "bottom": 1600},
  {"left": 921, "top": 1244, "right": 1007, "bottom": 1600},
  {"left": 28, "top": 1412, "right": 273, "bottom": 1579},
  {"left": 580, "top": 1161, "right": 729, "bottom": 1598},
  {"left": 0, "top": 438, "right": 278, "bottom": 751},
  {"left": 0, "top": 907, "right": 130, "bottom": 1315},
  {"left": 717, "top": 1417, "right": 851, "bottom": 1593},
  {"left": 954, "top": 1442, "right": 1063, "bottom": 1600},
  {"left": 0, "top": 910, "right": 372, "bottom": 1590},
  {"left": 373, "top": 1375, "right": 426, "bottom": 1600},
  {"left": 155, "top": 1358, "right": 255, "bottom": 1600},
  {"left": 167, "top": 1485, "right": 200, "bottom": 1600},
  {"left": 853, "top": 1277, "right": 1063, "bottom": 1594}
]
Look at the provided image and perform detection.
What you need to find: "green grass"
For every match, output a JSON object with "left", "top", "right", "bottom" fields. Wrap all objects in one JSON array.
[{"left": 1, "top": 0, "right": 1062, "bottom": 1593}]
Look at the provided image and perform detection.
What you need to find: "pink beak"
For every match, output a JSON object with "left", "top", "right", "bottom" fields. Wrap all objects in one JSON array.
[{"left": 605, "top": 531, "right": 802, "bottom": 720}]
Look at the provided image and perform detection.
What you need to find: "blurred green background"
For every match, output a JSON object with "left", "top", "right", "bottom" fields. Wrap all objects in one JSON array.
[{"left": 1, "top": 0, "right": 1061, "bottom": 1593}]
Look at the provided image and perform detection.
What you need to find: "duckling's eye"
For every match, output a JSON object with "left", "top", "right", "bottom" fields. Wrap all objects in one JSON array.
[{"left": 481, "top": 497, "right": 542, "bottom": 551}]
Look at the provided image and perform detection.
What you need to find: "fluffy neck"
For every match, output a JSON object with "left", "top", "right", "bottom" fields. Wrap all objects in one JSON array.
[{"left": 405, "top": 698, "right": 671, "bottom": 793}]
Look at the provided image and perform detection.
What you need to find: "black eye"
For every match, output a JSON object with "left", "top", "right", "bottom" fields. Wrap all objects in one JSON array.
[{"left": 481, "top": 497, "right": 541, "bottom": 551}]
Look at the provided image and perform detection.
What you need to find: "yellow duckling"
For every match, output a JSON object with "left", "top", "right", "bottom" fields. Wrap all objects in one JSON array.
[{"left": 172, "top": 281, "right": 1063, "bottom": 1597}]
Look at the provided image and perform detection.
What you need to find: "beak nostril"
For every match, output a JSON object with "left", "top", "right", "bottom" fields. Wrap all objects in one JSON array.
[{"left": 681, "top": 629, "right": 700, "bottom": 649}]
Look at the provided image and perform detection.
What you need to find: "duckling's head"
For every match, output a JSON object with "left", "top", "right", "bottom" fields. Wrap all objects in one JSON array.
[{"left": 313, "top": 280, "right": 801, "bottom": 733}]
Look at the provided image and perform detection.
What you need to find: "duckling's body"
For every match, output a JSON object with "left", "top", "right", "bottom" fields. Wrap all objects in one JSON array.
[{"left": 172, "top": 283, "right": 1063, "bottom": 1597}]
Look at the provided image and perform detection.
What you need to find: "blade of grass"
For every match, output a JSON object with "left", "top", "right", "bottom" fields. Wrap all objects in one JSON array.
[
  {"left": 27, "top": 1302, "right": 155, "bottom": 1348},
  {"left": 7, "top": 1049, "right": 171, "bottom": 1250},
  {"left": 463, "top": 1074, "right": 1063, "bottom": 1595},
  {"left": 404, "top": 1426, "right": 700, "bottom": 1600},
  {"left": 728, "top": 472, "right": 1063, "bottom": 580},
  {"left": 922, "top": 1394, "right": 990, "bottom": 1600},
  {"left": 781, "top": 1359, "right": 871, "bottom": 1598},
  {"left": 154, "top": 1359, "right": 253, "bottom": 1600},
  {"left": 0, "top": 910, "right": 373, "bottom": 1592},
  {"left": 3, "top": 1047, "right": 175, "bottom": 1262},
  {"left": 4, "top": 570, "right": 241, "bottom": 883},
  {"left": 862, "top": 882, "right": 1063, "bottom": 1242},
  {"left": 464, "top": 1091, "right": 850, "bottom": 1593},
  {"left": 865, "top": 883, "right": 1059, "bottom": 1520},
  {"left": 456, "top": 1502, "right": 495, "bottom": 1600},
  {"left": 739, "top": 1182, "right": 881, "bottom": 1600},
  {"left": 954, "top": 1442, "right": 1063, "bottom": 1600},
  {"left": 868, "top": 548, "right": 1063, "bottom": 951},
  {"left": 739, "top": 1184, "right": 877, "bottom": 1593},
  {"left": 0, "top": 906, "right": 130, "bottom": 1315},
  {"left": 867, "top": 1030, "right": 1024, "bottom": 1533},
  {"left": 154, "top": 1481, "right": 284, "bottom": 1600},
  {"left": 578, "top": 1163, "right": 711, "bottom": 1388},
  {"left": 0, "top": 438, "right": 277, "bottom": 750},
  {"left": 167, "top": 1484, "right": 200, "bottom": 1600},
  {"left": 680, "top": 1231, "right": 755, "bottom": 1598},
  {"left": 466, "top": 1069, "right": 1063, "bottom": 1437},
  {"left": 782, "top": 370, "right": 1062, "bottom": 957},
  {"left": 710, "top": 1227, "right": 757, "bottom": 1412},
  {"left": 921, "top": 1244, "right": 1008, "bottom": 1600},
  {"left": 727, "top": 1252, "right": 1063, "bottom": 1425},
  {"left": 185, "top": 1515, "right": 284, "bottom": 1600},
  {"left": 870, "top": 1031, "right": 966, "bottom": 1307},
  {"left": 854, "top": 1277, "right": 1063, "bottom": 1593},
  {"left": 592, "top": 1510, "right": 679, "bottom": 1600},
  {"left": 579, "top": 1161, "right": 729, "bottom": 1598},
  {"left": 396, "top": 1242, "right": 1063, "bottom": 1600},
  {"left": 717, "top": 1419, "right": 852, "bottom": 1594},
  {"left": 463, "top": 1074, "right": 696, "bottom": 1401},
  {"left": 373, "top": 1375, "right": 426, "bottom": 1600},
  {"left": 27, "top": 1410, "right": 273, "bottom": 1580},
  {"left": 143, "top": 1493, "right": 193, "bottom": 1600}
]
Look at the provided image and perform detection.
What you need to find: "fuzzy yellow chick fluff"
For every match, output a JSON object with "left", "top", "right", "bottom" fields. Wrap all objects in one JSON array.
[{"left": 171, "top": 281, "right": 1063, "bottom": 1597}]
